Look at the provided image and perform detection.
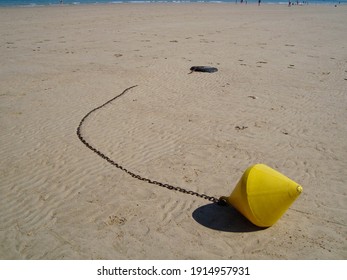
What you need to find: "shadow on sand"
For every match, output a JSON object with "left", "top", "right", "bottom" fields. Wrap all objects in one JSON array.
[{"left": 192, "top": 203, "right": 266, "bottom": 232}]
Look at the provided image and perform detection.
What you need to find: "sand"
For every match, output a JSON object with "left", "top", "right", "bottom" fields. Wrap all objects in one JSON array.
[{"left": 0, "top": 3, "right": 346, "bottom": 260}]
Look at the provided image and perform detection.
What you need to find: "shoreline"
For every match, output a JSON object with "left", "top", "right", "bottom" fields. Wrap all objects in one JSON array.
[{"left": 1, "top": 1, "right": 346, "bottom": 9}]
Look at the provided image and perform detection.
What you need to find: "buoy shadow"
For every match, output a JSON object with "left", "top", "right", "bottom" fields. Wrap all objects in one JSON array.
[{"left": 192, "top": 203, "right": 265, "bottom": 232}]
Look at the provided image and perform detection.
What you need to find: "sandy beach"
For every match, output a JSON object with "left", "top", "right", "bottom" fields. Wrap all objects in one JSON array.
[{"left": 0, "top": 3, "right": 346, "bottom": 259}]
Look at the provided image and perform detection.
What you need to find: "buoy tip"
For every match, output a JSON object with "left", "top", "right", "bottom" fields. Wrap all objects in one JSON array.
[{"left": 296, "top": 185, "right": 303, "bottom": 194}]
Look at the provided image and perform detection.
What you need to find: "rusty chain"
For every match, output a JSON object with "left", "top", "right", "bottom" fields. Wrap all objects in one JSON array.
[{"left": 77, "top": 85, "right": 225, "bottom": 205}]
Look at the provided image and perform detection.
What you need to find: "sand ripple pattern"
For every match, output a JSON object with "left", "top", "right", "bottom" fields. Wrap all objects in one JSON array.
[{"left": 1, "top": 4, "right": 346, "bottom": 260}]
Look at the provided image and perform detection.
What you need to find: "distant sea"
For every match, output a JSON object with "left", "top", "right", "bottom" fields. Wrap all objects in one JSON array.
[{"left": 0, "top": 0, "right": 345, "bottom": 7}]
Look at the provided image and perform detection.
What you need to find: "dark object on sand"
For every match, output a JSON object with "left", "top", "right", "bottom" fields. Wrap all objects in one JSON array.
[{"left": 189, "top": 66, "right": 218, "bottom": 73}]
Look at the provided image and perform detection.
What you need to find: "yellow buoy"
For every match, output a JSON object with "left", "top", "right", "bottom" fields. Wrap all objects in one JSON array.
[{"left": 221, "top": 164, "right": 303, "bottom": 227}]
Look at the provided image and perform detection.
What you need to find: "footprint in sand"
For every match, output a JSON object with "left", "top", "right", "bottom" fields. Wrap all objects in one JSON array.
[
  {"left": 235, "top": 125, "right": 248, "bottom": 131},
  {"left": 248, "top": 95, "right": 258, "bottom": 99},
  {"left": 107, "top": 215, "right": 127, "bottom": 226}
]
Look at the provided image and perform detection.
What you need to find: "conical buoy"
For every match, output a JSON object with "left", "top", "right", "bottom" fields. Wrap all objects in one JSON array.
[{"left": 221, "top": 164, "right": 303, "bottom": 227}]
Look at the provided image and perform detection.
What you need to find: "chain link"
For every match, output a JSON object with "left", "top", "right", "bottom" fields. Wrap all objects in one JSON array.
[{"left": 77, "top": 85, "right": 223, "bottom": 204}]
